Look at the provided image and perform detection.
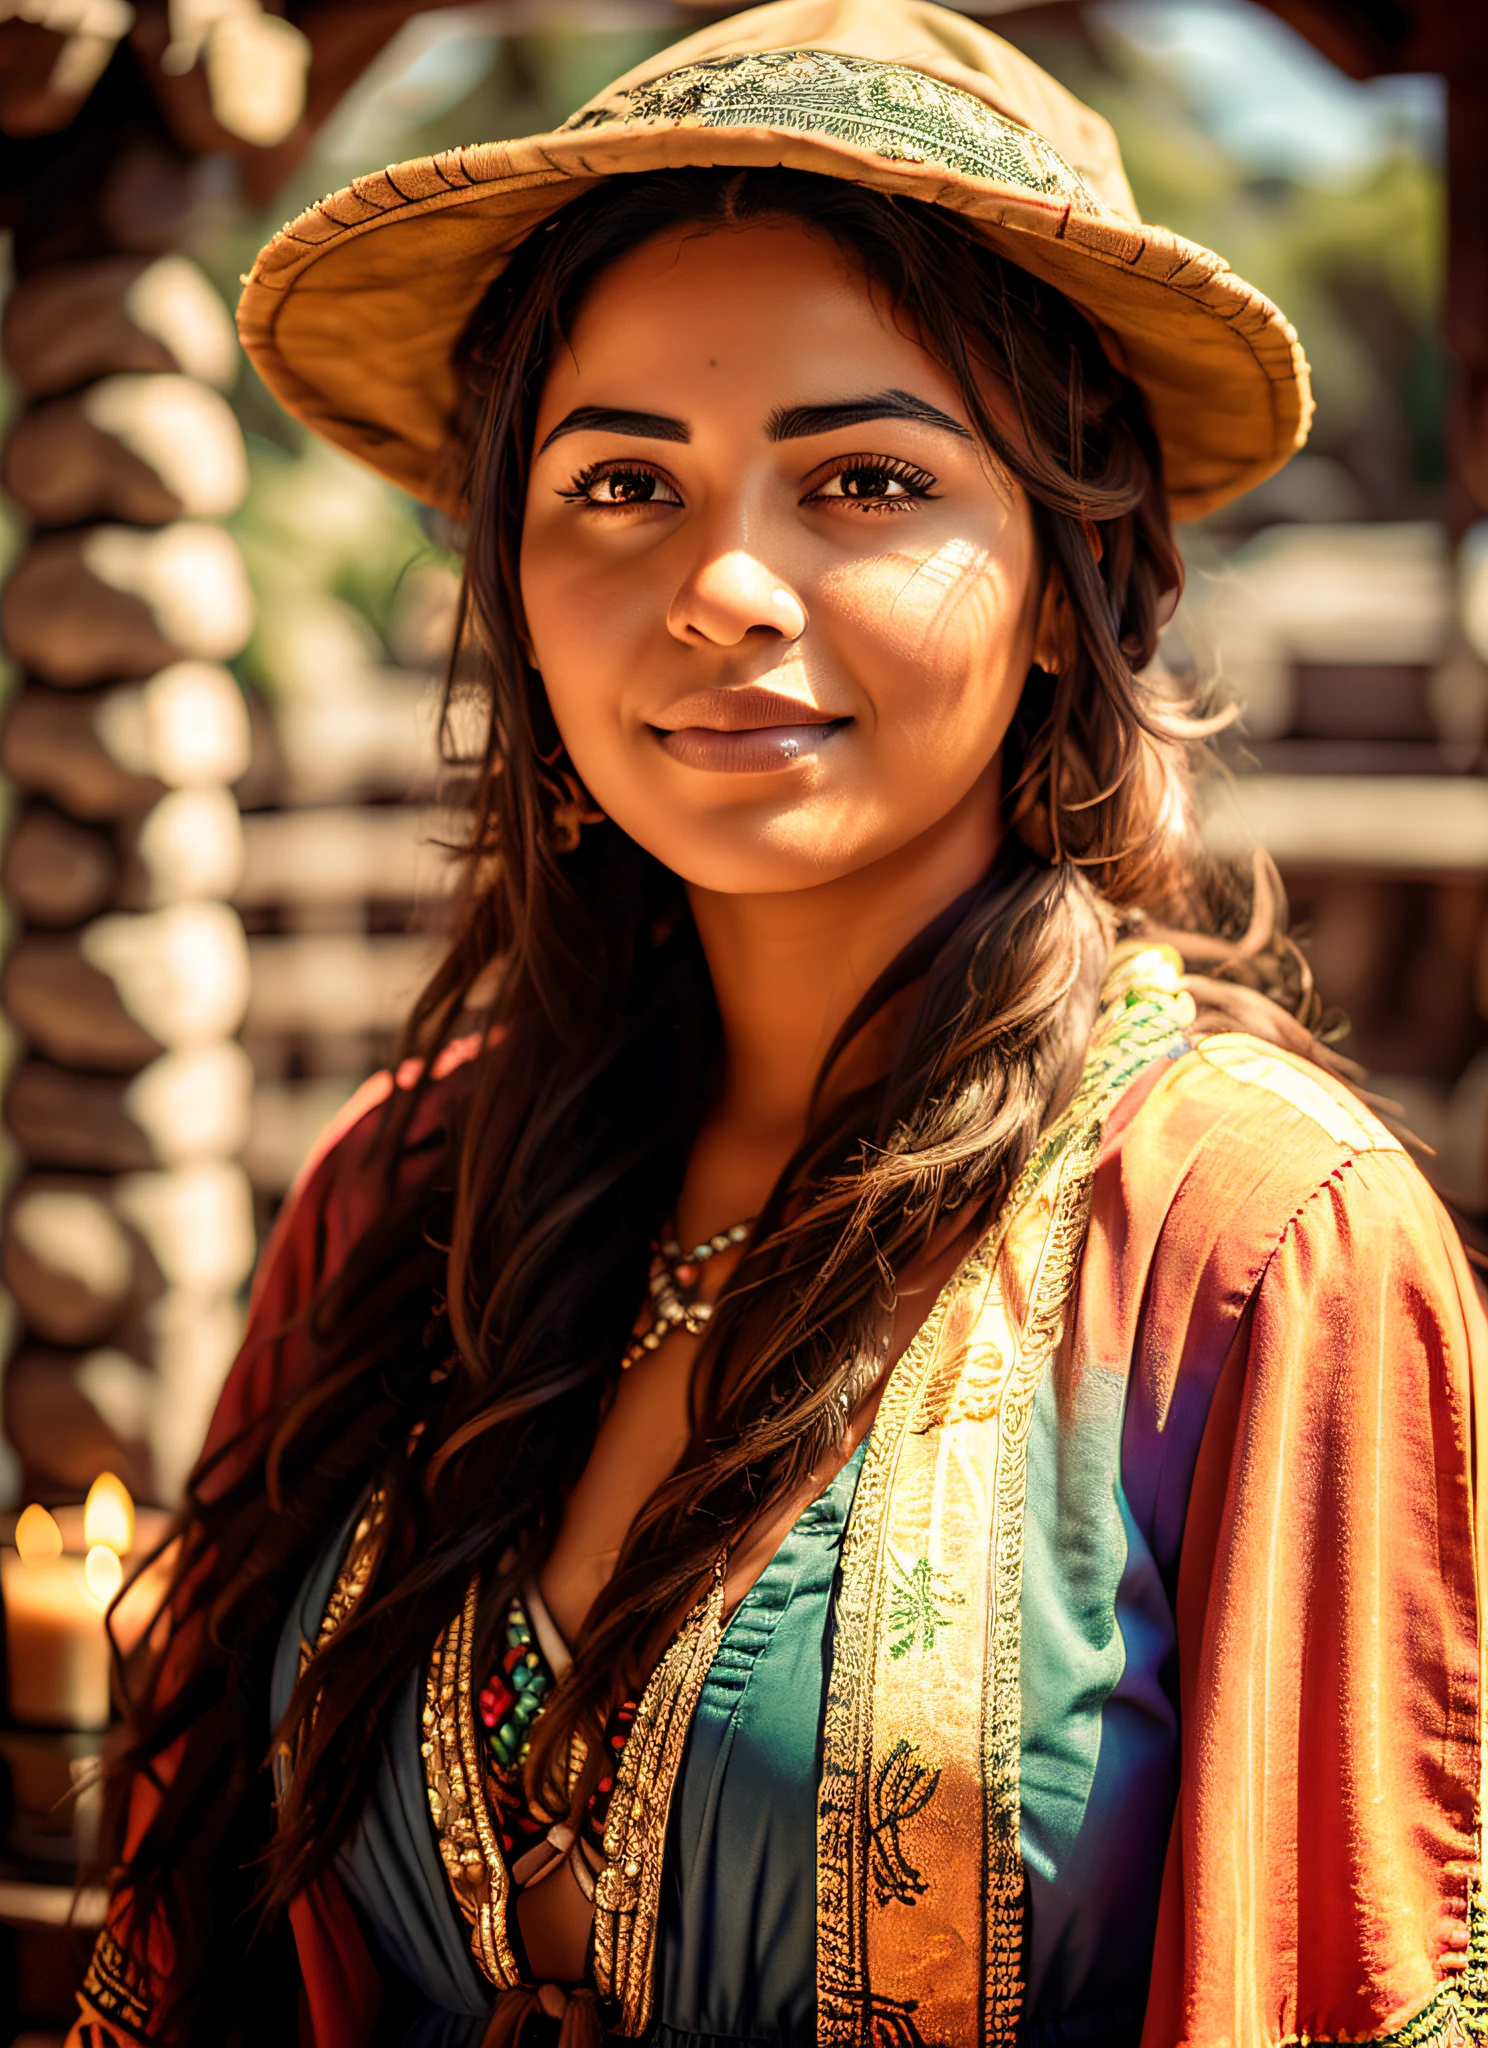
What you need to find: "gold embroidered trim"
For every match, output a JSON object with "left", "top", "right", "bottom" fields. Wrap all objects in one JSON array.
[
  {"left": 80, "top": 1925, "right": 153, "bottom": 2043},
  {"left": 817, "top": 1270, "right": 951, "bottom": 2043},
  {"left": 275, "top": 1481, "right": 392, "bottom": 1800},
  {"left": 423, "top": 1573, "right": 521, "bottom": 1988},
  {"left": 305, "top": 1482, "right": 390, "bottom": 1671},
  {"left": 563, "top": 49, "right": 1104, "bottom": 212},
  {"left": 980, "top": 1126, "right": 1100, "bottom": 2044},
  {"left": 592, "top": 1557, "right": 727, "bottom": 2034}
]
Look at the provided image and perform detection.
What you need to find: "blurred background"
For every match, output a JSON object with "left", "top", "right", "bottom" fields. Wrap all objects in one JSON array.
[{"left": 0, "top": 0, "right": 1482, "bottom": 2033}]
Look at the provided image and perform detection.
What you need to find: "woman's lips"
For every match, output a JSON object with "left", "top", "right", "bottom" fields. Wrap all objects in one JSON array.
[{"left": 653, "top": 721, "right": 847, "bottom": 773}]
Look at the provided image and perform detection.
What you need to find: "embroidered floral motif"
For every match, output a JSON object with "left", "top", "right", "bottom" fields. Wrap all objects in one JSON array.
[
  {"left": 467, "top": 1589, "right": 637, "bottom": 1870},
  {"left": 562, "top": 49, "right": 1103, "bottom": 209},
  {"left": 886, "top": 1555, "right": 965, "bottom": 1660},
  {"left": 867, "top": 1993, "right": 929, "bottom": 2048},
  {"left": 868, "top": 1739, "right": 941, "bottom": 1907}
]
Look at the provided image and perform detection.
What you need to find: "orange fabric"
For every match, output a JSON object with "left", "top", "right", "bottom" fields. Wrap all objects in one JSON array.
[{"left": 1073, "top": 1037, "right": 1486, "bottom": 2046}]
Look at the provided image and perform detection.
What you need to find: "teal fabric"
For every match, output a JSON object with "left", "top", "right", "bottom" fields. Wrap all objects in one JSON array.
[
  {"left": 651, "top": 1439, "right": 868, "bottom": 2048},
  {"left": 1018, "top": 1347, "right": 1178, "bottom": 2031}
]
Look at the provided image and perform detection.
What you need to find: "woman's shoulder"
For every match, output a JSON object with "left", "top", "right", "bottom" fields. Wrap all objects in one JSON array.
[
  {"left": 1083, "top": 1029, "right": 1485, "bottom": 1589},
  {"left": 250, "top": 1033, "right": 484, "bottom": 1310},
  {"left": 286, "top": 1031, "right": 484, "bottom": 1209},
  {"left": 1103, "top": 1026, "right": 1406, "bottom": 1212},
  {"left": 1089, "top": 1026, "right": 1479, "bottom": 1342}
]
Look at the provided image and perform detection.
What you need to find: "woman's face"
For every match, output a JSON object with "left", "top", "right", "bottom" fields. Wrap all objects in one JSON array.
[{"left": 520, "top": 218, "right": 1046, "bottom": 896}]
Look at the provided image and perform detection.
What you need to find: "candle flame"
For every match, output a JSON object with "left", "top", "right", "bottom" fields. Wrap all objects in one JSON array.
[
  {"left": 84, "top": 1472, "right": 135, "bottom": 1555},
  {"left": 84, "top": 1543, "right": 124, "bottom": 1605},
  {"left": 15, "top": 1502, "right": 64, "bottom": 1566}
]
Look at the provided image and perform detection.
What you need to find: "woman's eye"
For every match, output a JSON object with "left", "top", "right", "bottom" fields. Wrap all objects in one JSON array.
[
  {"left": 561, "top": 464, "right": 681, "bottom": 508},
  {"left": 809, "top": 459, "right": 938, "bottom": 509}
]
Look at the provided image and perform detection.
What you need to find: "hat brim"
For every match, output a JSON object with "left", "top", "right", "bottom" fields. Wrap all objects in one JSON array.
[{"left": 239, "top": 53, "right": 1311, "bottom": 523}]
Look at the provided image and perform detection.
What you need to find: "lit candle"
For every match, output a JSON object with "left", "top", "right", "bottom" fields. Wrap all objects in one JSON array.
[
  {"left": 1, "top": 1505, "right": 112, "bottom": 1728},
  {"left": 1, "top": 1473, "right": 158, "bottom": 1728}
]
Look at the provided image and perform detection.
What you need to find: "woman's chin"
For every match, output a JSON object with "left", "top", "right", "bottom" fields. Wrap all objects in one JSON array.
[{"left": 626, "top": 818, "right": 882, "bottom": 898}]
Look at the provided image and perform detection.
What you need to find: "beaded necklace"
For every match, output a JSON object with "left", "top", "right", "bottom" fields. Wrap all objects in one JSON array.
[{"left": 620, "top": 1218, "right": 752, "bottom": 1370}]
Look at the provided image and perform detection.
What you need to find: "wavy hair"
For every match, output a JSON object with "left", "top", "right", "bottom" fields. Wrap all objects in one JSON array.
[{"left": 96, "top": 168, "right": 1327, "bottom": 2040}]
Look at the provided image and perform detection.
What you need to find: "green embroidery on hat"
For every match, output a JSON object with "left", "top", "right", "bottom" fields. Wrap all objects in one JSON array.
[{"left": 562, "top": 48, "right": 1101, "bottom": 208}]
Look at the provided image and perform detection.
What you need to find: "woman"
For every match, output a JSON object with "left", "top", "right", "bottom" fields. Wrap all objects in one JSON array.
[{"left": 71, "top": 4, "right": 1487, "bottom": 2046}]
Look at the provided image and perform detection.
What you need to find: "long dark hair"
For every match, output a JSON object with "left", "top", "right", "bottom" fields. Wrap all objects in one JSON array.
[{"left": 97, "top": 168, "right": 1327, "bottom": 2040}]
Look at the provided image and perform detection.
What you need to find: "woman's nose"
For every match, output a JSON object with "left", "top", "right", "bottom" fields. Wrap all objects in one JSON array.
[{"left": 666, "top": 548, "right": 807, "bottom": 647}]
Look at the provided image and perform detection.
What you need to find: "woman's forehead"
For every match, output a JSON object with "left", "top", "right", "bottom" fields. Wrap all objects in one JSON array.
[{"left": 537, "top": 220, "right": 967, "bottom": 436}]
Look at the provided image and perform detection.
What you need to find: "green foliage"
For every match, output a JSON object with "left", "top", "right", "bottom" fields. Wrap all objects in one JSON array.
[{"left": 1012, "top": 8, "right": 1445, "bottom": 498}]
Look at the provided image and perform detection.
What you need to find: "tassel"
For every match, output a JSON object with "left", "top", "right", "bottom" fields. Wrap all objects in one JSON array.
[{"left": 557, "top": 1988, "right": 605, "bottom": 2048}]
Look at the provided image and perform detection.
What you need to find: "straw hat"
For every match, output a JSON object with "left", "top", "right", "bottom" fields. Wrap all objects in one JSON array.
[{"left": 238, "top": 0, "right": 1312, "bottom": 523}]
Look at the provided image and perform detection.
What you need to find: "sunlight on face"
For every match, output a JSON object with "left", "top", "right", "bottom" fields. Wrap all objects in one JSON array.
[{"left": 519, "top": 219, "right": 1043, "bottom": 896}]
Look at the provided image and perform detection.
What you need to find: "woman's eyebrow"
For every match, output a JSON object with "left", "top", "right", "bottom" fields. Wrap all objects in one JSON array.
[
  {"left": 537, "top": 405, "right": 690, "bottom": 454},
  {"left": 766, "top": 388, "right": 974, "bottom": 442}
]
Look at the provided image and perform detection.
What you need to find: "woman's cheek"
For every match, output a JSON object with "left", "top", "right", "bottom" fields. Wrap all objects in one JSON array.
[
  {"left": 823, "top": 540, "right": 1027, "bottom": 745},
  {"left": 524, "top": 577, "right": 636, "bottom": 758}
]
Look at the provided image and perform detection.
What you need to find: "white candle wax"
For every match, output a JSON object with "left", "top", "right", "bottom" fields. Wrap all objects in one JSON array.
[{"left": 1, "top": 1548, "right": 111, "bottom": 1728}]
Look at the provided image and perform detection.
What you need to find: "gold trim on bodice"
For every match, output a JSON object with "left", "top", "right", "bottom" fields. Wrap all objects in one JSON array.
[
  {"left": 424, "top": 1576, "right": 523, "bottom": 1987},
  {"left": 309, "top": 1483, "right": 389, "bottom": 1663},
  {"left": 591, "top": 1558, "right": 727, "bottom": 2030},
  {"left": 276, "top": 1481, "right": 392, "bottom": 1798}
]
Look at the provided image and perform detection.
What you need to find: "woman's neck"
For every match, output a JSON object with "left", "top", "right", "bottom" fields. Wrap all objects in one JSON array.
[{"left": 680, "top": 764, "right": 1003, "bottom": 1234}]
